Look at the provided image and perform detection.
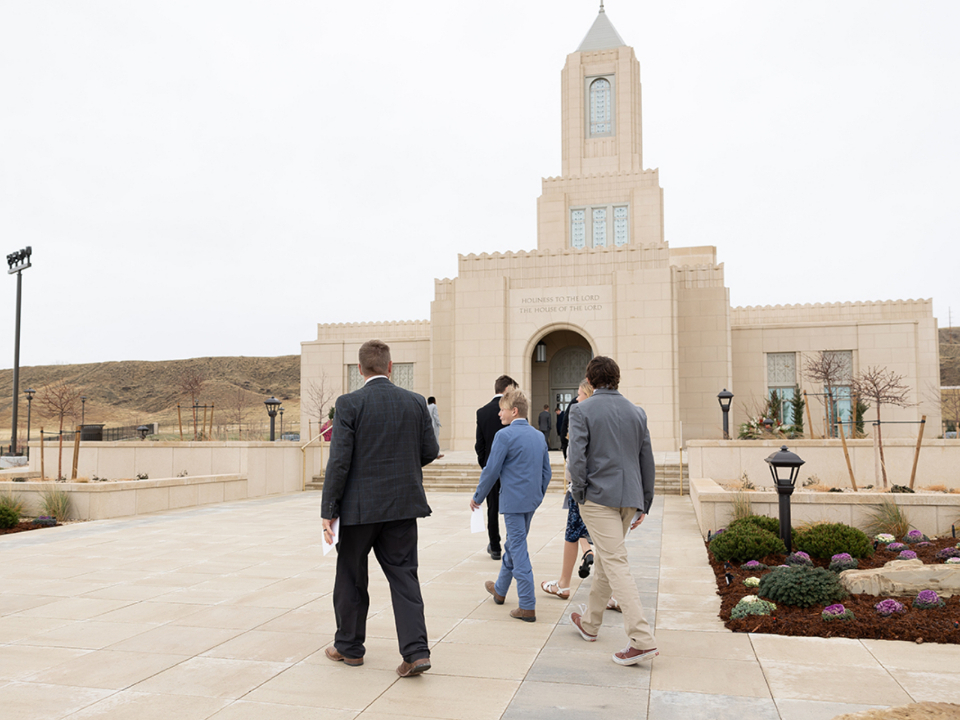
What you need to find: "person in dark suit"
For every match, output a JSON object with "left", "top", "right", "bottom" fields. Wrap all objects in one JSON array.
[
  {"left": 538, "top": 404, "right": 552, "bottom": 447},
  {"left": 559, "top": 396, "right": 578, "bottom": 459},
  {"left": 321, "top": 339, "right": 440, "bottom": 677},
  {"left": 475, "top": 374, "right": 518, "bottom": 560}
]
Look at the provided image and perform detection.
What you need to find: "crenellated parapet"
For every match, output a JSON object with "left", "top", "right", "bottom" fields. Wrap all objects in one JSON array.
[
  {"left": 315, "top": 319, "right": 431, "bottom": 341},
  {"left": 731, "top": 299, "right": 933, "bottom": 326},
  {"left": 457, "top": 244, "right": 669, "bottom": 283},
  {"left": 672, "top": 264, "right": 726, "bottom": 289},
  {"left": 541, "top": 168, "right": 660, "bottom": 186}
]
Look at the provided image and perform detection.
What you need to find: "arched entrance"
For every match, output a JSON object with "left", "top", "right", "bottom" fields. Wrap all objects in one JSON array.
[{"left": 530, "top": 329, "right": 593, "bottom": 449}]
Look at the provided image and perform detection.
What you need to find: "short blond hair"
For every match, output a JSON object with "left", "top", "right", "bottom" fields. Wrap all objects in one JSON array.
[
  {"left": 499, "top": 388, "right": 528, "bottom": 419},
  {"left": 579, "top": 378, "right": 594, "bottom": 398}
]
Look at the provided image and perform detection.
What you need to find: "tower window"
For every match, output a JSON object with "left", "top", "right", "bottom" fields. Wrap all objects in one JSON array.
[
  {"left": 570, "top": 204, "right": 628, "bottom": 248},
  {"left": 589, "top": 77, "right": 613, "bottom": 136}
]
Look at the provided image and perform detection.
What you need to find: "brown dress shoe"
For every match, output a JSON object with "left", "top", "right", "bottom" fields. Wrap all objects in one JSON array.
[
  {"left": 510, "top": 607, "right": 536, "bottom": 622},
  {"left": 325, "top": 646, "right": 363, "bottom": 666},
  {"left": 485, "top": 580, "right": 505, "bottom": 605},
  {"left": 396, "top": 657, "right": 431, "bottom": 677}
]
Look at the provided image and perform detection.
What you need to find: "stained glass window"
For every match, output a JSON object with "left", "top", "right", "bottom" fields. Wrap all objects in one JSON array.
[
  {"left": 590, "top": 78, "right": 611, "bottom": 135},
  {"left": 592, "top": 208, "right": 607, "bottom": 247},
  {"left": 571, "top": 210, "right": 586, "bottom": 249},
  {"left": 614, "top": 206, "right": 628, "bottom": 245}
]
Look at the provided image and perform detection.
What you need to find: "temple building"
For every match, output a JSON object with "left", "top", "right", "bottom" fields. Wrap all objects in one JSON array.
[{"left": 301, "top": 7, "right": 940, "bottom": 451}]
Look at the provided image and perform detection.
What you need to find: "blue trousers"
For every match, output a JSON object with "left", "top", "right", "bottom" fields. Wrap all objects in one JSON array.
[{"left": 494, "top": 511, "right": 535, "bottom": 610}]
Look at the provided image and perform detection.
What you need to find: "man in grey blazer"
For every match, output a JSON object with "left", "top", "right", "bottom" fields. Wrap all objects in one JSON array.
[
  {"left": 321, "top": 339, "right": 440, "bottom": 677},
  {"left": 566, "top": 355, "right": 658, "bottom": 666}
]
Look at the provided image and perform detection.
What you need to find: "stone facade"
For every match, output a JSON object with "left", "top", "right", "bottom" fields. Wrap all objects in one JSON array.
[{"left": 301, "top": 8, "right": 940, "bottom": 452}]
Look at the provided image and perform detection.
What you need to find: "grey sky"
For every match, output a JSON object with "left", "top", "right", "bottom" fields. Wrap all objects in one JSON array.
[{"left": 2, "top": 1, "right": 958, "bottom": 368}]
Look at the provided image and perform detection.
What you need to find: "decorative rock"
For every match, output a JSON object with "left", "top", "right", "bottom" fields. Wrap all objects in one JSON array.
[{"left": 839, "top": 559, "right": 960, "bottom": 598}]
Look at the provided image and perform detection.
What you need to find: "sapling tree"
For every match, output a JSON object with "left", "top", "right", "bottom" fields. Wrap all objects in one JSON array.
[
  {"left": 231, "top": 387, "right": 252, "bottom": 440},
  {"left": 851, "top": 366, "right": 914, "bottom": 488},
  {"left": 303, "top": 372, "right": 335, "bottom": 439},
  {"left": 178, "top": 368, "right": 205, "bottom": 440},
  {"left": 803, "top": 351, "right": 852, "bottom": 437},
  {"left": 36, "top": 379, "right": 81, "bottom": 480}
]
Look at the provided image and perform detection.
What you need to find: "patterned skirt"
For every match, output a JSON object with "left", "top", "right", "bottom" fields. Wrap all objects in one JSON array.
[{"left": 564, "top": 493, "right": 591, "bottom": 543}]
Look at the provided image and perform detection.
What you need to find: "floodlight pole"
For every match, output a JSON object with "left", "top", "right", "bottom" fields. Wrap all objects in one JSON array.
[{"left": 7, "top": 247, "right": 32, "bottom": 455}]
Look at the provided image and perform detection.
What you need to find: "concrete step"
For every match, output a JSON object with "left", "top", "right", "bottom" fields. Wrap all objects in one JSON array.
[{"left": 307, "top": 461, "right": 690, "bottom": 495}]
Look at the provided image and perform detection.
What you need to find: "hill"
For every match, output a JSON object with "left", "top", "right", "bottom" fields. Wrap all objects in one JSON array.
[
  {"left": 0, "top": 356, "right": 301, "bottom": 439},
  {"left": 942, "top": 327, "right": 960, "bottom": 386}
]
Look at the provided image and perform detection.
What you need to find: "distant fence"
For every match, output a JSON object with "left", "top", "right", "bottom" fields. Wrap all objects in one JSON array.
[{"left": 40, "top": 423, "right": 159, "bottom": 443}]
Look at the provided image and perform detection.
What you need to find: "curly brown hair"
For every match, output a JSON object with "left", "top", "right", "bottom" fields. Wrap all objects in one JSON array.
[{"left": 585, "top": 356, "right": 620, "bottom": 390}]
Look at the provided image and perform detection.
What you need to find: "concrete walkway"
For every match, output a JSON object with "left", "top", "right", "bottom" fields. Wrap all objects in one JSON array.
[{"left": 0, "top": 491, "right": 957, "bottom": 719}]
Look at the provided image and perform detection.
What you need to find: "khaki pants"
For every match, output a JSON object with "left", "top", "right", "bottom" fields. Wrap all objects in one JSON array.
[{"left": 577, "top": 501, "right": 656, "bottom": 650}]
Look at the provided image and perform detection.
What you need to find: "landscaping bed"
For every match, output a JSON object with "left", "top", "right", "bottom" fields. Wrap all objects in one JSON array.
[
  {"left": 0, "top": 519, "right": 60, "bottom": 536},
  {"left": 708, "top": 535, "right": 960, "bottom": 644}
]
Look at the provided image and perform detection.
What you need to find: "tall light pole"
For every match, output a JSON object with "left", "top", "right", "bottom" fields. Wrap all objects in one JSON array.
[
  {"left": 81, "top": 396, "right": 87, "bottom": 426},
  {"left": 7, "top": 247, "right": 32, "bottom": 455}
]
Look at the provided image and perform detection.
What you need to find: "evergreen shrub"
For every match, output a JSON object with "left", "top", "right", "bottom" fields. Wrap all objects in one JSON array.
[
  {"left": 729, "top": 515, "right": 780, "bottom": 536},
  {"left": 793, "top": 522, "right": 874, "bottom": 559},
  {"left": 0, "top": 505, "right": 19, "bottom": 529},
  {"left": 758, "top": 565, "right": 848, "bottom": 608},
  {"left": 709, "top": 523, "right": 785, "bottom": 563}
]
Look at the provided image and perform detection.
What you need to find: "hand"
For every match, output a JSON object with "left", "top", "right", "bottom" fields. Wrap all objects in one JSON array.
[
  {"left": 322, "top": 518, "right": 336, "bottom": 545},
  {"left": 469, "top": 499, "right": 481, "bottom": 512},
  {"left": 630, "top": 512, "right": 646, "bottom": 531}
]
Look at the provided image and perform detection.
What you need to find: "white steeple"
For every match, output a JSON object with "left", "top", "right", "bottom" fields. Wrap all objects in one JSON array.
[{"left": 576, "top": 3, "right": 626, "bottom": 52}]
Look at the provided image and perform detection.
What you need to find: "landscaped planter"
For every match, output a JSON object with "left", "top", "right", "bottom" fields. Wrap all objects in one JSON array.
[{"left": 690, "top": 477, "right": 960, "bottom": 538}]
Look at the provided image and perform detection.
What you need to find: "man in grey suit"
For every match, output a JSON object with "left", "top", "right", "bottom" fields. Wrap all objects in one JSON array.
[
  {"left": 537, "top": 404, "right": 552, "bottom": 447},
  {"left": 321, "top": 339, "right": 440, "bottom": 677},
  {"left": 566, "top": 355, "right": 658, "bottom": 666}
]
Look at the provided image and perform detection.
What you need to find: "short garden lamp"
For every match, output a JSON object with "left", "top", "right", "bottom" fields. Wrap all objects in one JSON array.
[
  {"left": 25, "top": 388, "right": 35, "bottom": 458},
  {"left": 264, "top": 396, "right": 281, "bottom": 441},
  {"left": 717, "top": 389, "right": 733, "bottom": 439},
  {"left": 279, "top": 407, "right": 284, "bottom": 439},
  {"left": 764, "top": 445, "right": 805, "bottom": 553},
  {"left": 136, "top": 425, "right": 150, "bottom": 441}
]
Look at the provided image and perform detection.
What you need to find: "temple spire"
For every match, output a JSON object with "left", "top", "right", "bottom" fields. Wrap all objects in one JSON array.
[{"left": 576, "top": 5, "right": 626, "bottom": 52}]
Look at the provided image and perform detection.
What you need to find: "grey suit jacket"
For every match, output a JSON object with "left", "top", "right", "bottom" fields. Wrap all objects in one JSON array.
[
  {"left": 567, "top": 388, "right": 655, "bottom": 513},
  {"left": 321, "top": 377, "right": 439, "bottom": 525}
]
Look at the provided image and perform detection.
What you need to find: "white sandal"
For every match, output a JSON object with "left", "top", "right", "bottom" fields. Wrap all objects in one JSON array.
[
  {"left": 606, "top": 597, "right": 622, "bottom": 612},
  {"left": 541, "top": 580, "right": 570, "bottom": 600}
]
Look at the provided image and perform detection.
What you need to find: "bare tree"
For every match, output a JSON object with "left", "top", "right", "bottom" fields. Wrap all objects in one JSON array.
[
  {"left": 178, "top": 368, "right": 206, "bottom": 440},
  {"left": 36, "top": 379, "right": 82, "bottom": 480},
  {"left": 851, "top": 366, "right": 914, "bottom": 488},
  {"left": 802, "top": 351, "right": 852, "bottom": 438},
  {"left": 231, "top": 387, "right": 252, "bottom": 440},
  {"left": 941, "top": 387, "right": 960, "bottom": 439},
  {"left": 302, "top": 372, "right": 335, "bottom": 439}
]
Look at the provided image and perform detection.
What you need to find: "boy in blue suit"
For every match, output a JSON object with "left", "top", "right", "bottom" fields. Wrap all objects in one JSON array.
[{"left": 470, "top": 389, "right": 552, "bottom": 622}]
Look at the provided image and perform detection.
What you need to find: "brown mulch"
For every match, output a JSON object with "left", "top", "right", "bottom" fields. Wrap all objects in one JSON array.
[
  {"left": 0, "top": 520, "right": 58, "bottom": 536},
  {"left": 708, "top": 535, "right": 960, "bottom": 644}
]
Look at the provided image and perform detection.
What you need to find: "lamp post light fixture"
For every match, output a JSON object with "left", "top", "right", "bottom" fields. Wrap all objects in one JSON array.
[
  {"left": 764, "top": 445, "right": 806, "bottom": 553},
  {"left": 264, "top": 396, "right": 281, "bottom": 441},
  {"left": 137, "top": 425, "right": 150, "bottom": 441},
  {"left": 7, "top": 246, "right": 32, "bottom": 455},
  {"left": 81, "top": 396, "right": 87, "bottom": 426},
  {"left": 25, "top": 388, "right": 35, "bottom": 459},
  {"left": 279, "top": 407, "right": 284, "bottom": 439},
  {"left": 717, "top": 389, "right": 733, "bottom": 439},
  {"left": 534, "top": 341, "right": 547, "bottom": 364}
]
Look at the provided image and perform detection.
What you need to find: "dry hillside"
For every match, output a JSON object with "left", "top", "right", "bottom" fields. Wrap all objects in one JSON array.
[
  {"left": 0, "top": 356, "right": 300, "bottom": 439},
  {"left": 942, "top": 327, "right": 960, "bottom": 386}
]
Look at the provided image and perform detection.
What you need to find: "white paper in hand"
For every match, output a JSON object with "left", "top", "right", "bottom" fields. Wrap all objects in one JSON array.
[
  {"left": 470, "top": 507, "right": 485, "bottom": 533},
  {"left": 322, "top": 517, "right": 340, "bottom": 556}
]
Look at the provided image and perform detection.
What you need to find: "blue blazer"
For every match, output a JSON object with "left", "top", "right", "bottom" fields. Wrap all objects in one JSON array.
[{"left": 472, "top": 419, "right": 551, "bottom": 514}]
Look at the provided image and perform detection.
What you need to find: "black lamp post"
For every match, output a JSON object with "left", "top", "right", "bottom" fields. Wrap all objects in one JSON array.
[
  {"left": 764, "top": 445, "right": 805, "bottom": 553},
  {"left": 264, "top": 397, "right": 281, "bottom": 441},
  {"left": 717, "top": 389, "right": 733, "bottom": 439},
  {"left": 279, "top": 407, "right": 284, "bottom": 439},
  {"left": 25, "top": 388, "right": 35, "bottom": 459},
  {"left": 137, "top": 425, "right": 150, "bottom": 441},
  {"left": 7, "top": 246, "right": 32, "bottom": 455},
  {"left": 81, "top": 396, "right": 87, "bottom": 426}
]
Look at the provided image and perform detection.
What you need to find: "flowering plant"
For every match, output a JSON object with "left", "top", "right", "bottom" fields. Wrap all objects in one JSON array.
[
  {"left": 913, "top": 590, "right": 945, "bottom": 610},
  {"left": 886, "top": 542, "right": 906, "bottom": 552},
  {"left": 874, "top": 533, "right": 895, "bottom": 544},
  {"left": 875, "top": 599, "right": 906, "bottom": 616},
  {"left": 828, "top": 553, "right": 859, "bottom": 573},
  {"left": 743, "top": 576, "right": 760, "bottom": 587},
  {"left": 731, "top": 595, "right": 776, "bottom": 619},
  {"left": 935, "top": 547, "right": 960, "bottom": 561},
  {"left": 946, "top": 557, "right": 960, "bottom": 564},
  {"left": 902, "top": 530, "right": 929, "bottom": 544},
  {"left": 822, "top": 603, "right": 855, "bottom": 621},
  {"left": 785, "top": 551, "right": 813, "bottom": 567},
  {"left": 740, "top": 560, "right": 768, "bottom": 571},
  {"left": 897, "top": 550, "right": 918, "bottom": 560},
  {"left": 916, "top": 541, "right": 933, "bottom": 548}
]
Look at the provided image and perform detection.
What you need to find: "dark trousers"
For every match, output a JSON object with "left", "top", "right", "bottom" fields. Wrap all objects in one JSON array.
[
  {"left": 333, "top": 518, "right": 429, "bottom": 663},
  {"left": 486, "top": 479, "right": 501, "bottom": 552}
]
